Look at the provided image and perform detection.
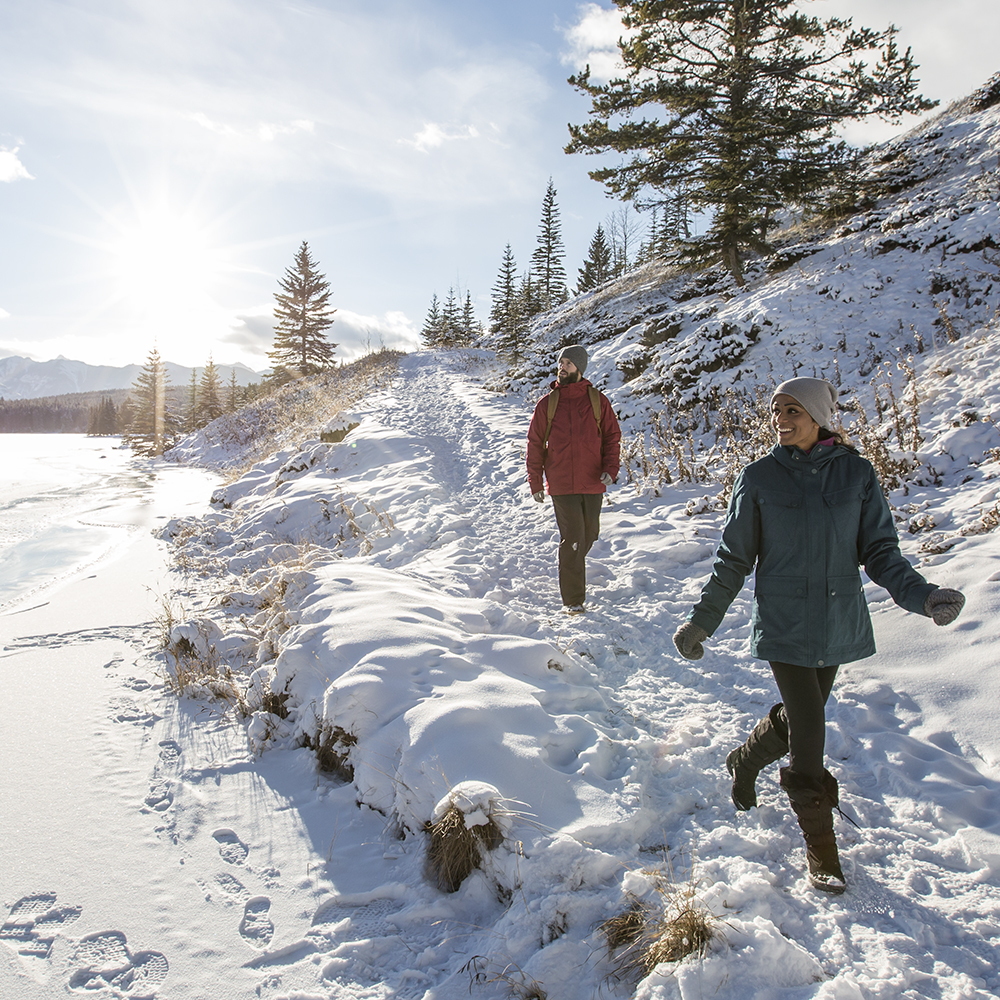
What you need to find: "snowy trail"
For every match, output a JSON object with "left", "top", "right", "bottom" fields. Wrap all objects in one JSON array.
[
  {"left": 10, "top": 353, "right": 997, "bottom": 999},
  {"left": 336, "top": 353, "right": 1000, "bottom": 999}
]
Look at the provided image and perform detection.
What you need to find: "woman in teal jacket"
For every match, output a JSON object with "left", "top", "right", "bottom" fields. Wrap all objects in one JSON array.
[{"left": 673, "top": 377, "right": 966, "bottom": 894}]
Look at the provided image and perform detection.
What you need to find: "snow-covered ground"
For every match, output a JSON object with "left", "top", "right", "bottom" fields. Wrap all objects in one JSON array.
[{"left": 4, "top": 88, "right": 1000, "bottom": 1000}]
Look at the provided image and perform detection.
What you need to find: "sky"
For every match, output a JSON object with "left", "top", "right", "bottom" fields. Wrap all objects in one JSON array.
[{"left": 1, "top": 0, "right": 998, "bottom": 372}]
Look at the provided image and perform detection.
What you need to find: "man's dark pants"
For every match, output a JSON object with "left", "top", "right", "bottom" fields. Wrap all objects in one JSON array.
[{"left": 551, "top": 493, "right": 602, "bottom": 606}]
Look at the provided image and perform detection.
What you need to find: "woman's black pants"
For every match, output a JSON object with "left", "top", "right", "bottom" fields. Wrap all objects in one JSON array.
[
  {"left": 551, "top": 493, "right": 602, "bottom": 606},
  {"left": 769, "top": 661, "right": 840, "bottom": 779}
]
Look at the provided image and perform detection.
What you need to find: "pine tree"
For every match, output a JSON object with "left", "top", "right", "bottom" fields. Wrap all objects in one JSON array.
[
  {"left": 268, "top": 241, "right": 337, "bottom": 382},
  {"left": 185, "top": 368, "right": 199, "bottom": 433},
  {"left": 421, "top": 293, "right": 444, "bottom": 347},
  {"left": 490, "top": 246, "right": 530, "bottom": 364},
  {"left": 441, "top": 288, "right": 461, "bottom": 347},
  {"left": 227, "top": 369, "right": 239, "bottom": 413},
  {"left": 199, "top": 356, "right": 224, "bottom": 426},
  {"left": 576, "top": 224, "right": 613, "bottom": 293},
  {"left": 530, "top": 178, "right": 568, "bottom": 312},
  {"left": 490, "top": 245, "right": 519, "bottom": 337},
  {"left": 566, "top": 0, "right": 936, "bottom": 285},
  {"left": 124, "top": 347, "right": 175, "bottom": 456},
  {"left": 86, "top": 397, "right": 117, "bottom": 436},
  {"left": 460, "top": 291, "right": 481, "bottom": 346}
]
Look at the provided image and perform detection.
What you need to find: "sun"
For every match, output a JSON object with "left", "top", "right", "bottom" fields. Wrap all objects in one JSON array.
[
  {"left": 109, "top": 206, "right": 225, "bottom": 308},
  {"left": 97, "top": 201, "right": 244, "bottom": 360}
]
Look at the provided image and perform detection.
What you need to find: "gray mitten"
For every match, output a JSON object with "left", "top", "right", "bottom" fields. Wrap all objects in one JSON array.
[
  {"left": 600, "top": 472, "right": 614, "bottom": 486},
  {"left": 673, "top": 622, "right": 709, "bottom": 660},
  {"left": 924, "top": 587, "right": 966, "bottom": 626},
  {"left": 532, "top": 490, "right": 545, "bottom": 503}
]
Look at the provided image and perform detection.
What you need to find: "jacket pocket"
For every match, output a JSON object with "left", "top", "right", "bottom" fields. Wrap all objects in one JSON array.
[
  {"left": 757, "top": 488, "right": 802, "bottom": 509},
  {"left": 757, "top": 488, "right": 803, "bottom": 550},
  {"left": 752, "top": 575, "right": 807, "bottom": 650},
  {"left": 823, "top": 486, "right": 865, "bottom": 543},
  {"left": 825, "top": 574, "right": 870, "bottom": 651}
]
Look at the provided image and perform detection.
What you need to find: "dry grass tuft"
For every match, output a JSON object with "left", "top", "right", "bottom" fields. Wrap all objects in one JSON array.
[
  {"left": 601, "top": 861, "right": 717, "bottom": 984},
  {"left": 460, "top": 955, "right": 547, "bottom": 1000},
  {"left": 309, "top": 724, "right": 357, "bottom": 782},
  {"left": 424, "top": 804, "right": 504, "bottom": 894}
]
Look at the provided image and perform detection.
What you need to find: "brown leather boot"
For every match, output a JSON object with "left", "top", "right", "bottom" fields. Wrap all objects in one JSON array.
[
  {"left": 780, "top": 767, "right": 846, "bottom": 894},
  {"left": 725, "top": 703, "right": 789, "bottom": 810}
]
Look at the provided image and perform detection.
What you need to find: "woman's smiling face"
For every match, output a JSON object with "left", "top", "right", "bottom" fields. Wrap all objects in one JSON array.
[{"left": 771, "top": 394, "right": 821, "bottom": 451}]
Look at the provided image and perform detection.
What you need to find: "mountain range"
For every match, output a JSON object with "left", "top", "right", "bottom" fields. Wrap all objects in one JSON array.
[{"left": 0, "top": 355, "right": 264, "bottom": 401}]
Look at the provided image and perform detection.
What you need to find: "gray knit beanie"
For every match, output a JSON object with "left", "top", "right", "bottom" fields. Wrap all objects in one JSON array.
[
  {"left": 558, "top": 344, "right": 588, "bottom": 376},
  {"left": 772, "top": 377, "right": 838, "bottom": 429}
]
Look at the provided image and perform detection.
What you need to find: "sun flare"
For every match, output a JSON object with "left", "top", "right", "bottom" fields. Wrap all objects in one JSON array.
[{"left": 109, "top": 208, "right": 225, "bottom": 308}]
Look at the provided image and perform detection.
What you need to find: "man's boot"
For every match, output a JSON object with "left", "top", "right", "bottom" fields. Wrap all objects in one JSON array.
[
  {"left": 780, "top": 767, "right": 846, "bottom": 894},
  {"left": 726, "top": 703, "right": 789, "bottom": 810}
]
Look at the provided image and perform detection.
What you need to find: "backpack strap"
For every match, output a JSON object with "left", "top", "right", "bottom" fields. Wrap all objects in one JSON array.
[
  {"left": 544, "top": 390, "right": 559, "bottom": 452},
  {"left": 588, "top": 386, "right": 602, "bottom": 431}
]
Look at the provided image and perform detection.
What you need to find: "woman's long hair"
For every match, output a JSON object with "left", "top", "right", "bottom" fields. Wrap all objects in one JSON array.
[{"left": 819, "top": 427, "right": 858, "bottom": 453}]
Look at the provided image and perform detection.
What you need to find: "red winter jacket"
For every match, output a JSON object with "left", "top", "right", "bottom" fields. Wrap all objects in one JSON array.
[{"left": 526, "top": 379, "right": 621, "bottom": 496}]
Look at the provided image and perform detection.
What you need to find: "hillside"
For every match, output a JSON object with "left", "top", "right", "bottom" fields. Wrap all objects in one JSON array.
[{"left": 137, "top": 91, "right": 1000, "bottom": 999}]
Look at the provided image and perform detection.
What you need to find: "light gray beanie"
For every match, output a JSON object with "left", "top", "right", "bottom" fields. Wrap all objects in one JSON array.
[
  {"left": 772, "top": 377, "right": 838, "bottom": 429},
  {"left": 558, "top": 344, "right": 588, "bottom": 376}
]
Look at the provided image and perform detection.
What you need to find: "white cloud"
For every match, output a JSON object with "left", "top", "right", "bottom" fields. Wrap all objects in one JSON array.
[
  {"left": 561, "top": 3, "right": 628, "bottom": 82},
  {"left": 400, "top": 122, "right": 481, "bottom": 153},
  {"left": 0, "top": 147, "right": 33, "bottom": 182},
  {"left": 188, "top": 112, "right": 315, "bottom": 143},
  {"left": 332, "top": 308, "right": 420, "bottom": 360},
  {"left": 0, "top": 307, "right": 10, "bottom": 319}
]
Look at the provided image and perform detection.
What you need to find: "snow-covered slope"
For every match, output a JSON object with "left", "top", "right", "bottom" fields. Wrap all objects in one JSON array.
[
  {"left": 137, "top": 93, "right": 1000, "bottom": 999},
  {"left": 151, "top": 345, "right": 998, "bottom": 999}
]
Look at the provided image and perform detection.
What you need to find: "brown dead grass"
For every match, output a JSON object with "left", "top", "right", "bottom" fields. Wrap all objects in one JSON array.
[{"left": 424, "top": 804, "right": 504, "bottom": 893}]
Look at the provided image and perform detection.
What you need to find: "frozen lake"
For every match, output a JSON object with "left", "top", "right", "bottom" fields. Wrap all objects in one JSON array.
[{"left": 0, "top": 434, "right": 219, "bottom": 609}]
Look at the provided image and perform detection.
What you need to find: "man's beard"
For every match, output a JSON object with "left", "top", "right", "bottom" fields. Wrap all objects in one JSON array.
[{"left": 557, "top": 371, "right": 580, "bottom": 385}]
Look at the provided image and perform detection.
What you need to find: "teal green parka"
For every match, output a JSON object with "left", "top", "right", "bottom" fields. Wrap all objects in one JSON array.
[{"left": 688, "top": 442, "right": 936, "bottom": 667}]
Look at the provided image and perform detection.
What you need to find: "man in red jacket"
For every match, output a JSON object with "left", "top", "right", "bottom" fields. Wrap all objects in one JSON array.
[{"left": 526, "top": 345, "right": 621, "bottom": 613}]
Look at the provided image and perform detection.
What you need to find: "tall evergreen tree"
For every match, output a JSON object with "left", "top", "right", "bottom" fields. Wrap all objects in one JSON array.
[
  {"left": 421, "top": 293, "right": 444, "bottom": 347},
  {"left": 490, "top": 246, "right": 530, "bottom": 364},
  {"left": 199, "top": 356, "right": 225, "bottom": 426},
  {"left": 566, "top": 0, "right": 935, "bottom": 285},
  {"left": 576, "top": 224, "right": 613, "bottom": 293},
  {"left": 530, "top": 178, "right": 568, "bottom": 311},
  {"left": 460, "top": 291, "right": 481, "bottom": 346},
  {"left": 441, "top": 288, "right": 461, "bottom": 347},
  {"left": 184, "top": 367, "right": 199, "bottom": 434},
  {"left": 227, "top": 369, "right": 239, "bottom": 413},
  {"left": 268, "top": 241, "right": 337, "bottom": 382},
  {"left": 124, "top": 347, "right": 175, "bottom": 456},
  {"left": 489, "top": 244, "right": 519, "bottom": 337}
]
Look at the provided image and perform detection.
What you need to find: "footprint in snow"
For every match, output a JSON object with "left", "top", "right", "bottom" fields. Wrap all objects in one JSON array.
[
  {"left": 143, "top": 776, "right": 173, "bottom": 812},
  {"left": 68, "top": 930, "right": 168, "bottom": 997},
  {"left": 240, "top": 897, "right": 274, "bottom": 948},
  {"left": 156, "top": 739, "right": 182, "bottom": 769},
  {"left": 0, "top": 891, "right": 82, "bottom": 960},
  {"left": 213, "top": 828, "right": 250, "bottom": 866}
]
